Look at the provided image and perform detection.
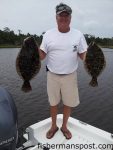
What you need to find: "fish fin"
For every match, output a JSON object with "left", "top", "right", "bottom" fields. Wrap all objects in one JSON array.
[
  {"left": 89, "top": 77, "right": 98, "bottom": 87},
  {"left": 21, "top": 81, "right": 32, "bottom": 92}
]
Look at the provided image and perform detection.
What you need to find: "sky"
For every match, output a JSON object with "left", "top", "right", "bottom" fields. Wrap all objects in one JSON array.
[{"left": 0, "top": 0, "right": 113, "bottom": 38}]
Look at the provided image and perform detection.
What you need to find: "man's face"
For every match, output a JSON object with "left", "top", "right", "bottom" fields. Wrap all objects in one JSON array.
[{"left": 56, "top": 12, "right": 71, "bottom": 28}]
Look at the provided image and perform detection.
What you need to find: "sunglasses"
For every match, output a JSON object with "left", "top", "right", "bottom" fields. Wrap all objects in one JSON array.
[{"left": 58, "top": 13, "right": 70, "bottom": 17}]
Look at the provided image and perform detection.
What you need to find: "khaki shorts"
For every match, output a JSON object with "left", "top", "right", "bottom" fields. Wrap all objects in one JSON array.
[{"left": 47, "top": 71, "right": 80, "bottom": 107}]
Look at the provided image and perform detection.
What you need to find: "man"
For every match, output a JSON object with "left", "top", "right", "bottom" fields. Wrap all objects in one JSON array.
[{"left": 39, "top": 3, "right": 87, "bottom": 139}]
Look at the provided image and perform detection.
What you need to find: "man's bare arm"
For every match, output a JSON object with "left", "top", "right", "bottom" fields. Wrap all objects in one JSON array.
[
  {"left": 38, "top": 49, "right": 46, "bottom": 60},
  {"left": 78, "top": 51, "right": 87, "bottom": 61}
]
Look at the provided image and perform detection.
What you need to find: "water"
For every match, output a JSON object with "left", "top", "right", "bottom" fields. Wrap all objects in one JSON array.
[{"left": 0, "top": 48, "right": 113, "bottom": 136}]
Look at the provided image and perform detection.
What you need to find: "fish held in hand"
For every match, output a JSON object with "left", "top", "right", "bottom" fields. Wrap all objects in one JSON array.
[
  {"left": 16, "top": 36, "right": 41, "bottom": 92},
  {"left": 84, "top": 42, "right": 106, "bottom": 87}
]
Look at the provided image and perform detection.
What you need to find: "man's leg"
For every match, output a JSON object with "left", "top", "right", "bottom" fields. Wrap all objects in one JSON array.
[
  {"left": 46, "top": 105, "right": 59, "bottom": 138},
  {"left": 47, "top": 72, "right": 61, "bottom": 138},
  {"left": 50, "top": 105, "right": 58, "bottom": 128},
  {"left": 61, "top": 105, "right": 72, "bottom": 139},
  {"left": 60, "top": 72, "right": 79, "bottom": 139}
]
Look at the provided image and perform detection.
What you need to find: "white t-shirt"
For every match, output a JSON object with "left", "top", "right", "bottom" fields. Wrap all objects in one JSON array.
[{"left": 40, "top": 28, "right": 87, "bottom": 74}]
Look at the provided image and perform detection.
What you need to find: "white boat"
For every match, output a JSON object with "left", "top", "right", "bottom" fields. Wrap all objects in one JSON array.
[{"left": 21, "top": 114, "right": 113, "bottom": 150}]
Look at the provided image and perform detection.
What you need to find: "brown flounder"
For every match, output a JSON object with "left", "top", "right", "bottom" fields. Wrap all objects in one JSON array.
[
  {"left": 16, "top": 36, "right": 41, "bottom": 92},
  {"left": 84, "top": 42, "right": 106, "bottom": 87}
]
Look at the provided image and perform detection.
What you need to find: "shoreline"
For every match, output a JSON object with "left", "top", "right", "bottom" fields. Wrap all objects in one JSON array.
[
  {"left": 0, "top": 45, "right": 113, "bottom": 49},
  {"left": 0, "top": 45, "right": 21, "bottom": 48},
  {"left": 100, "top": 46, "right": 113, "bottom": 49}
]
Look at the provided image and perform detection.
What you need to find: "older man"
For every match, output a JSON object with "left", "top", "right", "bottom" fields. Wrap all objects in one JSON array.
[{"left": 39, "top": 3, "right": 87, "bottom": 139}]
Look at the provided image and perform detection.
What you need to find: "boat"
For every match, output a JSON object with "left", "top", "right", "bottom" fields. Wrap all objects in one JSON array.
[
  {"left": 0, "top": 86, "right": 113, "bottom": 150},
  {"left": 21, "top": 114, "right": 113, "bottom": 150}
]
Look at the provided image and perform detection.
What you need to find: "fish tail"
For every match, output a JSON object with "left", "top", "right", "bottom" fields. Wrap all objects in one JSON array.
[
  {"left": 21, "top": 81, "right": 32, "bottom": 92},
  {"left": 89, "top": 77, "right": 98, "bottom": 87}
]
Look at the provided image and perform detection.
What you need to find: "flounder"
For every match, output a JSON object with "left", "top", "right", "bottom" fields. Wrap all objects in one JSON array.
[
  {"left": 16, "top": 36, "right": 41, "bottom": 92},
  {"left": 84, "top": 42, "right": 106, "bottom": 87}
]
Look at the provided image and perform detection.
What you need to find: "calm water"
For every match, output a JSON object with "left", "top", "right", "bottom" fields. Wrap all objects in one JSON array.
[{"left": 0, "top": 48, "right": 113, "bottom": 135}]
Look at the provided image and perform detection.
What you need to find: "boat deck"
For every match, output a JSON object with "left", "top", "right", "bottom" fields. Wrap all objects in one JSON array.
[{"left": 24, "top": 114, "right": 113, "bottom": 150}]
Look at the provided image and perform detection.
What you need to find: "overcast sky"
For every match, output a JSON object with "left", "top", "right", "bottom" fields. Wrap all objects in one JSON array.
[{"left": 0, "top": 0, "right": 113, "bottom": 37}]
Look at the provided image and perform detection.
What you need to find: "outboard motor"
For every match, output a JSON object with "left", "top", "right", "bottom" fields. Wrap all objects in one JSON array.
[{"left": 0, "top": 87, "right": 18, "bottom": 150}]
